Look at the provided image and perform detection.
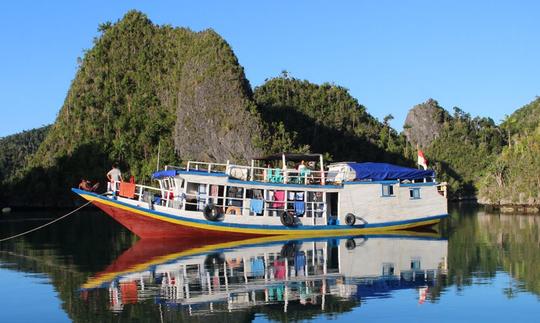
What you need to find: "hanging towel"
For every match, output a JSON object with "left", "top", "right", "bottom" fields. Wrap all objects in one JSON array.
[
  {"left": 273, "top": 190, "right": 285, "bottom": 209},
  {"left": 295, "top": 253, "right": 306, "bottom": 276},
  {"left": 294, "top": 201, "right": 305, "bottom": 215},
  {"left": 250, "top": 199, "right": 264, "bottom": 214},
  {"left": 274, "top": 260, "right": 286, "bottom": 279},
  {"left": 250, "top": 258, "right": 265, "bottom": 276}
]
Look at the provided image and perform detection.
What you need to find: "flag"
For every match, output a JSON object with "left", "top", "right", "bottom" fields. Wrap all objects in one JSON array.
[{"left": 417, "top": 148, "right": 428, "bottom": 170}]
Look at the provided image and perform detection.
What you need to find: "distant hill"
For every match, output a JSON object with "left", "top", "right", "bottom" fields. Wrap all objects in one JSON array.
[{"left": 0, "top": 125, "right": 50, "bottom": 184}]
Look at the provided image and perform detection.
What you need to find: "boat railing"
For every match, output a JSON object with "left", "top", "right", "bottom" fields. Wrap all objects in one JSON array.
[
  {"left": 186, "top": 161, "right": 229, "bottom": 173},
  {"left": 249, "top": 166, "right": 330, "bottom": 185},
  {"left": 110, "top": 180, "right": 178, "bottom": 208},
  {"left": 184, "top": 160, "right": 337, "bottom": 186}
]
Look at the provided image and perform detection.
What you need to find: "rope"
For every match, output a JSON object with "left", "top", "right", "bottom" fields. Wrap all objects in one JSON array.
[{"left": 0, "top": 200, "right": 93, "bottom": 243}]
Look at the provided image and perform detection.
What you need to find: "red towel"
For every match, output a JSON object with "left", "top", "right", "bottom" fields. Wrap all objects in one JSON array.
[
  {"left": 120, "top": 281, "right": 138, "bottom": 304},
  {"left": 272, "top": 190, "right": 285, "bottom": 208}
]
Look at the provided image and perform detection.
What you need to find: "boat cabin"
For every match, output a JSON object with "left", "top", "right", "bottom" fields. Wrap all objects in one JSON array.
[{"left": 100, "top": 152, "right": 446, "bottom": 235}]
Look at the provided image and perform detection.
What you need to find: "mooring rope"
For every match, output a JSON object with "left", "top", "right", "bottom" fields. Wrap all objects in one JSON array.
[{"left": 0, "top": 200, "right": 93, "bottom": 243}]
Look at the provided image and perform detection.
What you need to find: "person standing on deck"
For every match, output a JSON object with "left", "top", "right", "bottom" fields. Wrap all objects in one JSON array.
[{"left": 107, "top": 163, "right": 123, "bottom": 192}]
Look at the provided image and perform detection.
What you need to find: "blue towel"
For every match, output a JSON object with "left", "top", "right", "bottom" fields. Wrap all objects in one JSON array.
[
  {"left": 251, "top": 258, "right": 265, "bottom": 276},
  {"left": 295, "top": 253, "right": 306, "bottom": 271},
  {"left": 250, "top": 199, "right": 264, "bottom": 214},
  {"left": 294, "top": 201, "right": 305, "bottom": 215}
]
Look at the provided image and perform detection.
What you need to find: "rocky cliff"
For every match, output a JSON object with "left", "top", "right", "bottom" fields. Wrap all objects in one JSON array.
[{"left": 403, "top": 99, "right": 449, "bottom": 148}]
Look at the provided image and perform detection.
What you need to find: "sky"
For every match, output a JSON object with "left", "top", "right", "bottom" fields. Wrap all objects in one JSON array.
[{"left": 1, "top": 0, "right": 539, "bottom": 137}]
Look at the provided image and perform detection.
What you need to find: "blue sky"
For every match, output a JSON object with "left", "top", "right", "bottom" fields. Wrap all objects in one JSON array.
[{"left": 1, "top": 0, "right": 539, "bottom": 137}]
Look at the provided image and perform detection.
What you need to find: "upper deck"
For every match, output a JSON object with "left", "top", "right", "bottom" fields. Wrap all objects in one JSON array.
[{"left": 156, "top": 152, "right": 438, "bottom": 188}]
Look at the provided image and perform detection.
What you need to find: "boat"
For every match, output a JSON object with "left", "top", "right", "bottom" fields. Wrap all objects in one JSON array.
[
  {"left": 72, "top": 153, "right": 448, "bottom": 239},
  {"left": 82, "top": 233, "right": 448, "bottom": 314}
]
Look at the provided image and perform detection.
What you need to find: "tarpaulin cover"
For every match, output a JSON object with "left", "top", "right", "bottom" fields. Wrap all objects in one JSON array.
[
  {"left": 151, "top": 170, "right": 178, "bottom": 179},
  {"left": 346, "top": 162, "right": 434, "bottom": 181}
]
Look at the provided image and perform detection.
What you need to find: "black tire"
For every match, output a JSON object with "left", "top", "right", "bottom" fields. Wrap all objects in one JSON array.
[
  {"left": 280, "top": 241, "right": 301, "bottom": 258},
  {"left": 203, "top": 203, "right": 222, "bottom": 221},
  {"left": 345, "top": 213, "right": 356, "bottom": 226},
  {"left": 280, "top": 211, "right": 296, "bottom": 227},
  {"left": 346, "top": 238, "right": 356, "bottom": 250}
]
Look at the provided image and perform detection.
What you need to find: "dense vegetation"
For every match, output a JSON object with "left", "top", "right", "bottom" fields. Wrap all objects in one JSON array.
[
  {"left": 254, "top": 75, "right": 411, "bottom": 164},
  {"left": 0, "top": 125, "right": 50, "bottom": 184},
  {"left": 479, "top": 98, "right": 540, "bottom": 205},
  {"left": 426, "top": 108, "right": 505, "bottom": 198}
]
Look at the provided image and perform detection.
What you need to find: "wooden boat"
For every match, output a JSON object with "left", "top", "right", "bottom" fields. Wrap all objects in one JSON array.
[
  {"left": 73, "top": 153, "right": 448, "bottom": 239},
  {"left": 82, "top": 233, "right": 448, "bottom": 313}
]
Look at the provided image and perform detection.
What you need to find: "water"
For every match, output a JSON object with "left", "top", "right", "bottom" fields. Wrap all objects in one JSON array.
[{"left": 0, "top": 205, "right": 539, "bottom": 322}]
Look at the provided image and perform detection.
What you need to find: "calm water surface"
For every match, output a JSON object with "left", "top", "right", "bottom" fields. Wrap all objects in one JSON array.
[{"left": 0, "top": 205, "right": 539, "bottom": 322}]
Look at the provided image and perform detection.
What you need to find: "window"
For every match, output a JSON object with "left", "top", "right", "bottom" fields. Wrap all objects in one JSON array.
[
  {"left": 382, "top": 185, "right": 394, "bottom": 197},
  {"left": 409, "top": 188, "right": 421, "bottom": 199},
  {"left": 226, "top": 186, "right": 244, "bottom": 215},
  {"left": 382, "top": 263, "right": 395, "bottom": 276}
]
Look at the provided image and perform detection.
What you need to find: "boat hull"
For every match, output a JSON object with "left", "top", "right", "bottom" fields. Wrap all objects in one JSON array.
[{"left": 74, "top": 189, "right": 446, "bottom": 239}]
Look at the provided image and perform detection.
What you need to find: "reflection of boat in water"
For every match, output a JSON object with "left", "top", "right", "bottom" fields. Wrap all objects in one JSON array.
[
  {"left": 83, "top": 232, "right": 448, "bottom": 314},
  {"left": 73, "top": 153, "right": 447, "bottom": 239}
]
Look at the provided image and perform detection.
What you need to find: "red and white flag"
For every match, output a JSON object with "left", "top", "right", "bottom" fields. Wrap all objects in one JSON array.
[{"left": 417, "top": 148, "right": 428, "bottom": 170}]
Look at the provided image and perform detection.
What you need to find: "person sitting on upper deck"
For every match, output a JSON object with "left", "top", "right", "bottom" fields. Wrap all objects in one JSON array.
[
  {"left": 298, "top": 160, "right": 307, "bottom": 172},
  {"left": 79, "top": 179, "right": 99, "bottom": 192},
  {"left": 297, "top": 160, "right": 312, "bottom": 184}
]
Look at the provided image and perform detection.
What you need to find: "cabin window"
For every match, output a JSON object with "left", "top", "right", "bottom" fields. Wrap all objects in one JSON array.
[
  {"left": 287, "top": 191, "right": 306, "bottom": 217},
  {"left": 208, "top": 185, "right": 225, "bottom": 207},
  {"left": 306, "top": 192, "right": 324, "bottom": 218},
  {"left": 381, "top": 185, "right": 394, "bottom": 197},
  {"left": 409, "top": 188, "right": 421, "bottom": 199},
  {"left": 184, "top": 182, "right": 207, "bottom": 211},
  {"left": 382, "top": 263, "right": 395, "bottom": 276},
  {"left": 226, "top": 186, "right": 244, "bottom": 215},
  {"left": 246, "top": 189, "right": 264, "bottom": 216},
  {"left": 266, "top": 190, "right": 286, "bottom": 216}
]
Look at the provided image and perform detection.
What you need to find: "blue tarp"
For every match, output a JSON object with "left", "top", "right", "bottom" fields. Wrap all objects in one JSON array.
[
  {"left": 151, "top": 170, "right": 179, "bottom": 179},
  {"left": 346, "top": 162, "right": 434, "bottom": 181}
]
